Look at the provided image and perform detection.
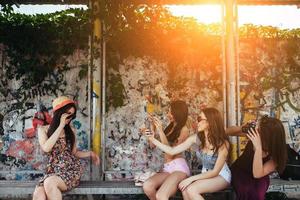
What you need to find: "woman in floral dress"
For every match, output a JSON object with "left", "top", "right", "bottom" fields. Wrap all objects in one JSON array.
[{"left": 32, "top": 96, "right": 100, "bottom": 200}]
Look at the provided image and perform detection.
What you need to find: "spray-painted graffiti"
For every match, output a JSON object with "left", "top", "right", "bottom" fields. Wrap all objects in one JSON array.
[
  {"left": 290, "top": 116, "right": 300, "bottom": 153},
  {"left": 105, "top": 40, "right": 300, "bottom": 177},
  {"left": 0, "top": 47, "right": 90, "bottom": 181},
  {"left": 239, "top": 40, "right": 300, "bottom": 157},
  {"left": 105, "top": 56, "right": 223, "bottom": 178}
]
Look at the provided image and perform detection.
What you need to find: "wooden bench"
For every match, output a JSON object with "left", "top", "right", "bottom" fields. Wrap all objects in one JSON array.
[{"left": 0, "top": 179, "right": 300, "bottom": 199}]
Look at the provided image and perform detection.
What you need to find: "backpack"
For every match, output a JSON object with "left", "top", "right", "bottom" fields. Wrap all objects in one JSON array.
[{"left": 280, "top": 145, "right": 300, "bottom": 180}]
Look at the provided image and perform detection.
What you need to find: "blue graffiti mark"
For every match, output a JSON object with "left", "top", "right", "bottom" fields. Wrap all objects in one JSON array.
[
  {"left": 291, "top": 116, "right": 300, "bottom": 138},
  {"left": 72, "top": 120, "right": 82, "bottom": 130},
  {"left": 77, "top": 130, "right": 88, "bottom": 150},
  {"left": 15, "top": 174, "right": 23, "bottom": 180}
]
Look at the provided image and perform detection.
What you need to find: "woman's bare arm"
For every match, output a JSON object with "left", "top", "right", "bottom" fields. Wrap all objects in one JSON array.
[
  {"left": 225, "top": 125, "right": 246, "bottom": 137},
  {"left": 38, "top": 113, "right": 71, "bottom": 152},
  {"left": 71, "top": 128, "right": 100, "bottom": 165},
  {"left": 149, "top": 134, "right": 197, "bottom": 156},
  {"left": 186, "top": 142, "right": 229, "bottom": 181},
  {"left": 38, "top": 125, "right": 64, "bottom": 153}
]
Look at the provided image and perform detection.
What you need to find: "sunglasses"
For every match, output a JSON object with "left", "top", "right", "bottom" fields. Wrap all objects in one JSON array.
[
  {"left": 66, "top": 113, "right": 76, "bottom": 120},
  {"left": 197, "top": 116, "right": 207, "bottom": 122}
]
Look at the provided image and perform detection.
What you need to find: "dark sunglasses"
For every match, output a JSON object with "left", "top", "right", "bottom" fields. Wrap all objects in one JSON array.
[
  {"left": 197, "top": 116, "right": 207, "bottom": 122},
  {"left": 66, "top": 113, "right": 76, "bottom": 120}
]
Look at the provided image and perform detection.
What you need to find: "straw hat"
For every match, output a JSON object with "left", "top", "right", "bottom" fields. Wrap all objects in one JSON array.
[{"left": 52, "top": 96, "right": 75, "bottom": 112}]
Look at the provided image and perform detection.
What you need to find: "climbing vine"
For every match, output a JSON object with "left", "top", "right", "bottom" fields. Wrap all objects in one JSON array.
[
  {"left": 102, "top": 4, "right": 300, "bottom": 108},
  {"left": 0, "top": 8, "right": 90, "bottom": 89},
  {"left": 1, "top": 3, "right": 300, "bottom": 109}
]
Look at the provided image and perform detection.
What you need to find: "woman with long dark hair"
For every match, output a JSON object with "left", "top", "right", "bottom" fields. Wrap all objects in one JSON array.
[
  {"left": 229, "top": 116, "right": 287, "bottom": 200},
  {"left": 148, "top": 107, "right": 231, "bottom": 200},
  {"left": 142, "top": 100, "right": 191, "bottom": 200},
  {"left": 32, "top": 96, "right": 100, "bottom": 200}
]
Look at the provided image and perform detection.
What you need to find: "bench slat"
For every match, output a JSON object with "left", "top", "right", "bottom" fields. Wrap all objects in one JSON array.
[
  {"left": 0, "top": 181, "right": 143, "bottom": 195},
  {"left": 1, "top": 179, "right": 300, "bottom": 195}
]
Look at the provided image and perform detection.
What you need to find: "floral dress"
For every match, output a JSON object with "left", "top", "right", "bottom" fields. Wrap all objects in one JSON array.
[{"left": 38, "top": 135, "right": 84, "bottom": 191}]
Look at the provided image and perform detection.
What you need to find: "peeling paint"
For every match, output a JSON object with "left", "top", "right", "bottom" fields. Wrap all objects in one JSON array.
[{"left": 0, "top": 48, "right": 90, "bottom": 180}]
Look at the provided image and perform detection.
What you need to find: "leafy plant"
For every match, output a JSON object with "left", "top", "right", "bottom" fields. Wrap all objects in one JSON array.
[
  {"left": 0, "top": 8, "right": 90, "bottom": 89},
  {"left": 1, "top": 3, "right": 300, "bottom": 110}
]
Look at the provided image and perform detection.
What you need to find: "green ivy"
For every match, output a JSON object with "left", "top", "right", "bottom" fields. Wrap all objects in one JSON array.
[
  {"left": 0, "top": 8, "right": 90, "bottom": 89},
  {"left": 102, "top": 4, "right": 300, "bottom": 108},
  {"left": 1, "top": 3, "right": 300, "bottom": 109}
]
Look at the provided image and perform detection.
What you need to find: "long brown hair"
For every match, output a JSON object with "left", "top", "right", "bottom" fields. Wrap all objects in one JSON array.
[
  {"left": 258, "top": 116, "right": 287, "bottom": 173},
  {"left": 164, "top": 100, "right": 188, "bottom": 145},
  {"left": 47, "top": 103, "right": 76, "bottom": 150},
  {"left": 198, "top": 107, "right": 229, "bottom": 154}
]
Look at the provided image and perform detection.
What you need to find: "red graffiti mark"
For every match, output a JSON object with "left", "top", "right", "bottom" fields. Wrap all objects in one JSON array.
[
  {"left": 24, "top": 128, "right": 35, "bottom": 138},
  {"left": 25, "top": 111, "right": 52, "bottom": 138},
  {"left": 7, "top": 140, "right": 34, "bottom": 161},
  {"left": 33, "top": 111, "right": 52, "bottom": 128}
]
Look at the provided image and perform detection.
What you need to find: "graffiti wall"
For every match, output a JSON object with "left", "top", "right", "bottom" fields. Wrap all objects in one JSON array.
[
  {"left": 104, "top": 39, "right": 300, "bottom": 177},
  {"left": 239, "top": 39, "right": 300, "bottom": 154},
  {"left": 104, "top": 56, "right": 223, "bottom": 178},
  {"left": 1, "top": 39, "right": 299, "bottom": 181},
  {"left": 0, "top": 45, "right": 90, "bottom": 180}
]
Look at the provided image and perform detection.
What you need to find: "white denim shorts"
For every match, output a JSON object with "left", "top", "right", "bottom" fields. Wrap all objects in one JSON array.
[{"left": 202, "top": 163, "right": 231, "bottom": 183}]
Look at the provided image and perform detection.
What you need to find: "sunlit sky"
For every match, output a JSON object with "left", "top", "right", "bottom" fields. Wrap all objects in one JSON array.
[
  {"left": 12, "top": 4, "right": 300, "bottom": 29},
  {"left": 168, "top": 5, "right": 300, "bottom": 29}
]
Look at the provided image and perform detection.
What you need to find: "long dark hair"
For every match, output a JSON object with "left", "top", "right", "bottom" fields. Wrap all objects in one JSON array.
[
  {"left": 164, "top": 100, "right": 188, "bottom": 145},
  {"left": 198, "top": 108, "right": 229, "bottom": 154},
  {"left": 47, "top": 103, "right": 76, "bottom": 150},
  {"left": 258, "top": 116, "right": 287, "bottom": 173}
]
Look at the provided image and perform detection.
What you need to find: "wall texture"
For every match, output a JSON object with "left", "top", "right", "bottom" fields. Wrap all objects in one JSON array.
[
  {"left": 104, "top": 40, "right": 300, "bottom": 178},
  {"left": 1, "top": 39, "right": 299, "bottom": 181},
  {"left": 0, "top": 46, "right": 90, "bottom": 180}
]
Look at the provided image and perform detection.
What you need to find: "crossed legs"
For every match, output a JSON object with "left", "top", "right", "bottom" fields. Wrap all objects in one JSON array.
[{"left": 32, "top": 175, "right": 67, "bottom": 200}]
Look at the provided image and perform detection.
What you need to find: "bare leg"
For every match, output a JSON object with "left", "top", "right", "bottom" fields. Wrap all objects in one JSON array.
[
  {"left": 182, "top": 190, "right": 191, "bottom": 200},
  {"left": 32, "top": 186, "right": 46, "bottom": 200},
  {"left": 143, "top": 172, "right": 169, "bottom": 200},
  {"left": 185, "top": 176, "right": 229, "bottom": 200},
  {"left": 43, "top": 175, "right": 68, "bottom": 200},
  {"left": 156, "top": 171, "right": 187, "bottom": 200}
]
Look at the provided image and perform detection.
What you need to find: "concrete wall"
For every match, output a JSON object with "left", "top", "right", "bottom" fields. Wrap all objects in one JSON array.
[
  {"left": 104, "top": 56, "right": 224, "bottom": 178},
  {"left": 104, "top": 40, "right": 300, "bottom": 178},
  {"left": 0, "top": 46, "right": 90, "bottom": 180},
  {"left": 239, "top": 40, "right": 300, "bottom": 154},
  {"left": 1, "top": 39, "right": 299, "bottom": 181}
]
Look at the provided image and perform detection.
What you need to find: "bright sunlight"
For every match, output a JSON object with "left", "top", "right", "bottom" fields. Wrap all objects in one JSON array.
[{"left": 167, "top": 5, "right": 300, "bottom": 29}]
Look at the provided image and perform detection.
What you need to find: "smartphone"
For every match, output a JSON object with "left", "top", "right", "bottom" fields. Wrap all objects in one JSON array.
[{"left": 145, "top": 118, "right": 153, "bottom": 135}]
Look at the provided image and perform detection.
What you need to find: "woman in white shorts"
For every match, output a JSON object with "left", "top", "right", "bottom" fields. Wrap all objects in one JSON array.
[
  {"left": 142, "top": 100, "right": 191, "bottom": 200},
  {"left": 148, "top": 107, "right": 231, "bottom": 200}
]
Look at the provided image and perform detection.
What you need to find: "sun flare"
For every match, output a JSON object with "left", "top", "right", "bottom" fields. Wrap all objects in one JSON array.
[
  {"left": 167, "top": 5, "right": 221, "bottom": 24},
  {"left": 167, "top": 5, "right": 300, "bottom": 29}
]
